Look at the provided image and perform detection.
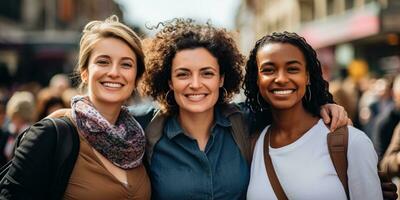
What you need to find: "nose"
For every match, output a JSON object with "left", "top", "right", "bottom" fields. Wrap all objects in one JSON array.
[
  {"left": 274, "top": 71, "right": 289, "bottom": 84},
  {"left": 107, "top": 64, "right": 120, "bottom": 78},
  {"left": 189, "top": 74, "right": 201, "bottom": 89}
]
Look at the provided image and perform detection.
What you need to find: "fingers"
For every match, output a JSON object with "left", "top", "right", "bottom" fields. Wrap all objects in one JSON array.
[
  {"left": 336, "top": 107, "right": 348, "bottom": 127},
  {"left": 320, "top": 104, "right": 348, "bottom": 131},
  {"left": 383, "top": 191, "right": 398, "bottom": 200},
  {"left": 329, "top": 105, "right": 340, "bottom": 132},
  {"left": 379, "top": 171, "right": 398, "bottom": 200},
  {"left": 320, "top": 106, "right": 330, "bottom": 124},
  {"left": 382, "top": 183, "right": 397, "bottom": 191},
  {"left": 347, "top": 118, "right": 353, "bottom": 126}
]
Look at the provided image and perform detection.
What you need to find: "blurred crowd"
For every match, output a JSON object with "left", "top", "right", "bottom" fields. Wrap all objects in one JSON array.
[
  {"left": 328, "top": 70, "right": 400, "bottom": 161},
  {"left": 0, "top": 73, "right": 79, "bottom": 166}
]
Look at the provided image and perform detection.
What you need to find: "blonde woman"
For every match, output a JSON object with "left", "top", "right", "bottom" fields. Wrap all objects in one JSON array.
[{"left": 0, "top": 16, "right": 150, "bottom": 200}]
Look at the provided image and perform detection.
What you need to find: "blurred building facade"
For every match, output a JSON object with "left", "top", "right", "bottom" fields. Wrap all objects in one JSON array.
[
  {"left": 236, "top": 0, "right": 400, "bottom": 78},
  {"left": 0, "top": 0, "right": 123, "bottom": 87}
]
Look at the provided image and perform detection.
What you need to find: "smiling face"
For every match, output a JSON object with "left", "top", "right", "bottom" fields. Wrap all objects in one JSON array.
[
  {"left": 82, "top": 37, "right": 137, "bottom": 108},
  {"left": 169, "top": 47, "right": 224, "bottom": 115},
  {"left": 256, "top": 43, "right": 309, "bottom": 111}
]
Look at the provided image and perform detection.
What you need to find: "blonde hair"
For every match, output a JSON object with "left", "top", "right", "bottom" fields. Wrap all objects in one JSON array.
[
  {"left": 77, "top": 15, "right": 145, "bottom": 91},
  {"left": 6, "top": 91, "right": 35, "bottom": 123}
]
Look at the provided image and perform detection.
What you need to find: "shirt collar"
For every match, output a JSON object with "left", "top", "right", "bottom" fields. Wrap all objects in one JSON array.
[
  {"left": 213, "top": 105, "right": 231, "bottom": 128},
  {"left": 164, "top": 115, "right": 184, "bottom": 139},
  {"left": 164, "top": 105, "right": 232, "bottom": 140}
]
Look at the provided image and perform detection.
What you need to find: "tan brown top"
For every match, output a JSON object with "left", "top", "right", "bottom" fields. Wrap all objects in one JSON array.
[{"left": 63, "top": 134, "right": 151, "bottom": 200}]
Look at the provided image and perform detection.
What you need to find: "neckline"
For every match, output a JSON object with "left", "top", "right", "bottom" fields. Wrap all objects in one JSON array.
[
  {"left": 78, "top": 134, "right": 131, "bottom": 188},
  {"left": 267, "top": 119, "right": 324, "bottom": 153}
]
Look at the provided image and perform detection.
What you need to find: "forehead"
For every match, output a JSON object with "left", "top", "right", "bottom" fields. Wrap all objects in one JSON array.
[
  {"left": 256, "top": 43, "right": 305, "bottom": 64},
  {"left": 91, "top": 37, "right": 136, "bottom": 59},
  {"left": 172, "top": 47, "right": 219, "bottom": 71}
]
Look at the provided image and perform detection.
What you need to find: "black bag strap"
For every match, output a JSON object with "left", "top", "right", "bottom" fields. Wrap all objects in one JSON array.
[
  {"left": 48, "top": 116, "right": 79, "bottom": 200},
  {"left": 144, "top": 110, "right": 167, "bottom": 165},
  {"left": 327, "top": 126, "right": 350, "bottom": 199},
  {"left": 221, "top": 103, "right": 252, "bottom": 164},
  {"left": 48, "top": 117, "right": 75, "bottom": 177},
  {"left": 263, "top": 129, "right": 289, "bottom": 200}
]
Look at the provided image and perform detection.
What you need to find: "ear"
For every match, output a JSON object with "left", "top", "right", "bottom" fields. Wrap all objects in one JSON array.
[
  {"left": 219, "top": 75, "right": 225, "bottom": 87},
  {"left": 81, "top": 69, "right": 88, "bottom": 84}
]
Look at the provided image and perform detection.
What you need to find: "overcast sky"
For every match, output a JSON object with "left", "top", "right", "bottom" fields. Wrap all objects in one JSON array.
[{"left": 116, "top": 0, "right": 241, "bottom": 35}]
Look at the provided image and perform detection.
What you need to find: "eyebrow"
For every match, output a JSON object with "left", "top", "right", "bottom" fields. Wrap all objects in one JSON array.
[
  {"left": 95, "top": 55, "right": 135, "bottom": 63},
  {"left": 286, "top": 60, "right": 302, "bottom": 65},
  {"left": 95, "top": 55, "right": 110, "bottom": 59},
  {"left": 259, "top": 60, "right": 302, "bottom": 68},
  {"left": 173, "top": 66, "right": 218, "bottom": 72},
  {"left": 121, "top": 57, "right": 135, "bottom": 63},
  {"left": 200, "top": 66, "right": 217, "bottom": 71},
  {"left": 259, "top": 61, "right": 274, "bottom": 69},
  {"left": 173, "top": 68, "right": 190, "bottom": 73}
]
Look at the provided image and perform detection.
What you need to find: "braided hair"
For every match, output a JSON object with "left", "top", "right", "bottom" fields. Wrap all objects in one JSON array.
[{"left": 243, "top": 32, "right": 334, "bottom": 121}]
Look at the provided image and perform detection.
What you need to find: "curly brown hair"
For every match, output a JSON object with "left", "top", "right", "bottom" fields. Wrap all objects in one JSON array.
[{"left": 142, "top": 18, "right": 244, "bottom": 114}]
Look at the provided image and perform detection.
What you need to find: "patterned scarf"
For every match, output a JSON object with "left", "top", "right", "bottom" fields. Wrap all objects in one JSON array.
[{"left": 71, "top": 95, "right": 145, "bottom": 169}]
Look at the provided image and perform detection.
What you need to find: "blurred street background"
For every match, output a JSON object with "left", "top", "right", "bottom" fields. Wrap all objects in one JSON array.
[{"left": 0, "top": 0, "right": 400, "bottom": 178}]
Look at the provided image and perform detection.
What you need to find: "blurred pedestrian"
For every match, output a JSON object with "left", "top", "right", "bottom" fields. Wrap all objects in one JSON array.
[
  {"left": 360, "top": 78, "right": 393, "bottom": 137},
  {"left": 36, "top": 96, "right": 66, "bottom": 121},
  {"left": 0, "top": 102, "right": 9, "bottom": 167},
  {"left": 3, "top": 91, "right": 35, "bottom": 162},
  {"left": 372, "top": 75, "right": 400, "bottom": 159},
  {"left": 49, "top": 73, "right": 71, "bottom": 97}
]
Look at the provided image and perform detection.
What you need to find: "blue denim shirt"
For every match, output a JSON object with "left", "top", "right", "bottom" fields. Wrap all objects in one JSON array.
[{"left": 150, "top": 107, "right": 249, "bottom": 200}]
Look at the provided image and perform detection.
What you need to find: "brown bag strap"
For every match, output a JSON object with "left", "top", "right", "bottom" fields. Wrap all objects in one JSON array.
[
  {"left": 264, "top": 130, "right": 289, "bottom": 200},
  {"left": 327, "top": 126, "right": 350, "bottom": 199}
]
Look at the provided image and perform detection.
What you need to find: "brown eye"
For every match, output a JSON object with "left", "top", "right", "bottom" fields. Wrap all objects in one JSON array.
[
  {"left": 287, "top": 67, "right": 300, "bottom": 73},
  {"left": 96, "top": 59, "right": 109, "bottom": 66},
  {"left": 202, "top": 71, "right": 215, "bottom": 78},
  {"left": 260, "top": 67, "right": 274, "bottom": 75},
  {"left": 122, "top": 63, "right": 133, "bottom": 68},
  {"left": 176, "top": 72, "right": 189, "bottom": 79}
]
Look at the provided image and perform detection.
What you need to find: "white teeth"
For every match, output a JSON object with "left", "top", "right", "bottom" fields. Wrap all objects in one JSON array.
[
  {"left": 103, "top": 82, "right": 122, "bottom": 88},
  {"left": 186, "top": 94, "right": 206, "bottom": 100},
  {"left": 273, "top": 90, "right": 293, "bottom": 95}
]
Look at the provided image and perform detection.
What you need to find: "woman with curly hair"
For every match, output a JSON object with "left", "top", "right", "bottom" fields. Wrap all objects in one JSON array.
[
  {"left": 142, "top": 19, "right": 348, "bottom": 199},
  {"left": 244, "top": 32, "right": 382, "bottom": 199}
]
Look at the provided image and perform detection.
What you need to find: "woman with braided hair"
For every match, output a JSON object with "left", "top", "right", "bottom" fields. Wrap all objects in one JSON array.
[{"left": 244, "top": 32, "right": 382, "bottom": 200}]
